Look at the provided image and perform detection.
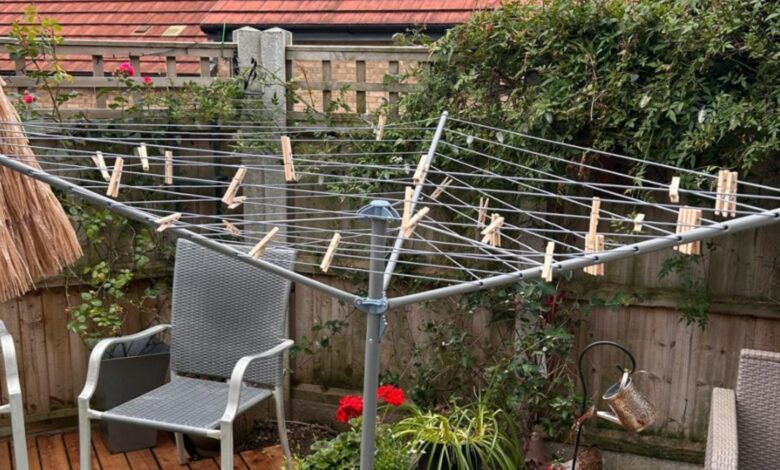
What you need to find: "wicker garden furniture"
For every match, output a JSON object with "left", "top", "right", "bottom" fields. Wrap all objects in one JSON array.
[
  {"left": 78, "top": 239, "right": 296, "bottom": 469},
  {"left": 705, "top": 348, "right": 780, "bottom": 470}
]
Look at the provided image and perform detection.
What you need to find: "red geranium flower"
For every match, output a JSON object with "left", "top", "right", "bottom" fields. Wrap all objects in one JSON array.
[
  {"left": 336, "top": 395, "right": 363, "bottom": 423},
  {"left": 142, "top": 76, "right": 153, "bottom": 86},
  {"left": 21, "top": 90, "right": 34, "bottom": 105},
  {"left": 115, "top": 61, "right": 135, "bottom": 78},
  {"left": 377, "top": 385, "right": 405, "bottom": 407}
]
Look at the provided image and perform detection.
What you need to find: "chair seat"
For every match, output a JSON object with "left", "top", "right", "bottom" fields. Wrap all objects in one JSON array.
[{"left": 101, "top": 376, "right": 272, "bottom": 435}]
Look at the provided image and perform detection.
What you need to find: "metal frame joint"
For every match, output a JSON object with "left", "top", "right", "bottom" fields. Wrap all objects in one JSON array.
[{"left": 354, "top": 296, "right": 388, "bottom": 315}]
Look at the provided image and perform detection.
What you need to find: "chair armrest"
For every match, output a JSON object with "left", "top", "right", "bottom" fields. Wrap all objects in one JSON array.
[
  {"left": 220, "top": 339, "right": 294, "bottom": 423},
  {"left": 78, "top": 324, "right": 171, "bottom": 403},
  {"left": 0, "top": 322, "right": 22, "bottom": 401},
  {"left": 705, "top": 387, "right": 738, "bottom": 470}
]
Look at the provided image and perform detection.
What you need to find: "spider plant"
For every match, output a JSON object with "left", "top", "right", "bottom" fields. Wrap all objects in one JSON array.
[{"left": 394, "top": 394, "right": 522, "bottom": 470}]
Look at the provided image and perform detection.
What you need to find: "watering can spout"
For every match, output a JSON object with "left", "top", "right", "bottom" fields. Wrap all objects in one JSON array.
[{"left": 596, "top": 410, "right": 622, "bottom": 426}]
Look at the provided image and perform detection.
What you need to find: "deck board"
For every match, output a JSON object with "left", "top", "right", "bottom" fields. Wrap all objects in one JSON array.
[
  {"left": 37, "top": 434, "right": 71, "bottom": 469},
  {"left": 3, "top": 431, "right": 286, "bottom": 469}
]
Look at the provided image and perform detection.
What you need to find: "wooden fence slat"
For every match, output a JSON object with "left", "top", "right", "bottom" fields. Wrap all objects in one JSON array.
[
  {"left": 355, "top": 60, "right": 366, "bottom": 114},
  {"left": 18, "top": 293, "right": 50, "bottom": 416},
  {"left": 42, "top": 288, "right": 74, "bottom": 409}
]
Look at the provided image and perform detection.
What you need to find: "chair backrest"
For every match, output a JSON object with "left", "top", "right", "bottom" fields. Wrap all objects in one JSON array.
[
  {"left": 170, "top": 239, "right": 296, "bottom": 387},
  {"left": 735, "top": 348, "right": 780, "bottom": 469}
]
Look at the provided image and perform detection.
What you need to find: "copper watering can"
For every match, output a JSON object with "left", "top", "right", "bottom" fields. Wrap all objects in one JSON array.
[{"left": 596, "top": 369, "right": 656, "bottom": 432}]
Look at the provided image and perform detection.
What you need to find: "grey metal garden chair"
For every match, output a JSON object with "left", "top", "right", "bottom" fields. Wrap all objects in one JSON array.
[
  {"left": 0, "top": 320, "right": 28, "bottom": 470},
  {"left": 78, "top": 239, "right": 296, "bottom": 469},
  {"left": 705, "top": 348, "right": 780, "bottom": 470}
]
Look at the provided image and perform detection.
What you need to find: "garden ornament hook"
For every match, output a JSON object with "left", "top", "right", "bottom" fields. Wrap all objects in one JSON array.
[{"left": 571, "top": 341, "right": 656, "bottom": 470}]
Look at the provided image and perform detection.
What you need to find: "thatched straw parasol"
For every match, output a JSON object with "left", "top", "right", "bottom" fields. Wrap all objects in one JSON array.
[{"left": 0, "top": 79, "right": 82, "bottom": 302}]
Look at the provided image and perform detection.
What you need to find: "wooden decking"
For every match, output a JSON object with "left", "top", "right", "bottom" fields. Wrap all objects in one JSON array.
[{"left": 0, "top": 430, "right": 284, "bottom": 469}]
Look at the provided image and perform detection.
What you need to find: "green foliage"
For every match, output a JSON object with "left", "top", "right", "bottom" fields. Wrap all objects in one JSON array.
[
  {"left": 297, "top": 422, "right": 413, "bottom": 470},
  {"left": 401, "top": 0, "right": 780, "bottom": 176},
  {"left": 658, "top": 253, "right": 712, "bottom": 327},
  {"left": 65, "top": 201, "right": 173, "bottom": 345},
  {"left": 394, "top": 395, "right": 523, "bottom": 470}
]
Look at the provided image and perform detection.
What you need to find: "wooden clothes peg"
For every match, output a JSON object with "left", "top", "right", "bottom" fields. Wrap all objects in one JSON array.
[
  {"left": 375, "top": 114, "right": 386, "bottom": 141},
  {"left": 106, "top": 157, "right": 124, "bottom": 198},
  {"left": 280, "top": 136, "right": 297, "bottom": 182},
  {"left": 633, "top": 213, "right": 645, "bottom": 233},
  {"left": 588, "top": 197, "right": 601, "bottom": 235},
  {"left": 727, "top": 171, "right": 738, "bottom": 217},
  {"left": 401, "top": 186, "right": 413, "bottom": 229},
  {"left": 669, "top": 176, "right": 681, "bottom": 203},
  {"left": 320, "top": 232, "right": 342, "bottom": 272},
  {"left": 477, "top": 197, "right": 489, "bottom": 227},
  {"left": 404, "top": 207, "right": 429, "bottom": 238},
  {"left": 412, "top": 155, "right": 428, "bottom": 184},
  {"left": 714, "top": 170, "right": 728, "bottom": 216},
  {"left": 137, "top": 143, "right": 150, "bottom": 172},
  {"left": 249, "top": 227, "right": 280, "bottom": 259},
  {"left": 584, "top": 197, "right": 604, "bottom": 276},
  {"left": 542, "top": 241, "right": 555, "bottom": 282},
  {"left": 222, "top": 166, "right": 247, "bottom": 205},
  {"left": 714, "top": 170, "right": 738, "bottom": 217},
  {"left": 222, "top": 219, "right": 241, "bottom": 236},
  {"left": 155, "top": 213, "right": 181, "bottom": 232},
  {"left": 91, "top": 151, "right": 110, "bottom": 181},
  {"left": 164, "top": 150, "right": 174, "bottom": 185},
  {"left": 674, "top": 207, "right": 702, "bottom": 255},
  {"left": 480, "top": 213, "right": 504, "bottom": 246},
  {"left": 430, "top": 177, "right": 453, "bottom": 201},
  {"left": 227, "top": 196, "right": 247, "bottom": 210}
]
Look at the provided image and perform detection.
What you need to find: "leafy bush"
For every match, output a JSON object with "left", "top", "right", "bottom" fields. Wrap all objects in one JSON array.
[
  {"left": 401, "top": 0, "right": 780, "bottom": 178},
  {"left": 298, "top": 423, "right": 413, "bottom": 470}
]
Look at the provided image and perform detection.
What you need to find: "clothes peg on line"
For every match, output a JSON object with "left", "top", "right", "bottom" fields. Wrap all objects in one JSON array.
[
  {"left": 477, "top": 197, "right": 489, "bottom": 227},
  {"left": 401, "top": 187, "right": 413, "bottom": 229},
  {"left": 91, "top": 151, "right": 110, "bottom": 181},
  {"left": 164, "top": 150, "right": 174, "bottom": 185},
  {"left": 222, "top": 220, "right": 241, "bottom": 236},
  {"left": 249, "top": 227, "right": 280, "bottom": 259},
  {"left": 633, "top": 213, "right": 645, "bottom": 232},
  {"left": 430, "top": 177, "right": 453, "bottom": 200},
  {"left": 106, "top": 157, "right": 124, "bottom": 198},
  {"left": 227, "top": 196, "right": 246, "bottom": 210},
  {"left": 375, "top": 114, "right": 386, "bottom": 141},
  {"left": 155, "top": 213, "right": 181, "bottom": 232},
  {"left": 669, "top": 176, "right": 681, "bottom": 203},
  {"left": 674, "top": 206, "right": 702, "bottom": 255},
  {"left": 542, "top": 241, "right": 555, "bottom": 282},
  {"left": 584, "top": 197, "right": 605, "bottom": 276},
  {"left": 320, "top": 232, "right": 342, "bottom": 272},
  {"left": 222, "top": 166, "right": 247, "bottom": 206},
  {"left": 480, "top": 213, "right": 504, "bottom": 246},
  {"left": 714, "top": 170, "right": 727, "bottom": 216},
  {"left": 412, "top": 155, "right": 428, "bottom": 184},
  {"left": 404, "top": 207, "right": 429, "bottom": 238},
  {"left": 726, "top": 171, "right": 738, "bottom": 217},
  {"left": 137, "top": 143, "right": 149, "bottom": 172},
  {"left": 281, "top": 136, "right": 297, "bottom": 182}
]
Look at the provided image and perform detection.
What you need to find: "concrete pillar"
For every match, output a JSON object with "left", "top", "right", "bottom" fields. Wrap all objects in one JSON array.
[{"left": 234, "top": 27, "right": 291, "bottom": 243}]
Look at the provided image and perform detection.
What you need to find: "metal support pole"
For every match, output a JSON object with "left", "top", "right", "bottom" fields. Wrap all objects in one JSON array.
[
  {"left": 383, "top": 111, "right": 449, "bottom": 291},
  {"left": 354, "top": 201, "right": 397, "bottom": 470}
]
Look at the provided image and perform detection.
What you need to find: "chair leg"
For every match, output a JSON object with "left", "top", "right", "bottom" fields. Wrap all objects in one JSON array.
[
  {"left": 220, "top": 422, "right": 233, "bottom": 470},
  {"left": 274, "top": 386, "right": 293, "bottom": 468},
  {"left": 9, "top": 394, "right": 28, "bottom": 470},
  {"left": 174, "top": 432, "right": 189, "bottom": 464},
  {"left": 78, "top": 398, "right": 92, "bottom": 470}
]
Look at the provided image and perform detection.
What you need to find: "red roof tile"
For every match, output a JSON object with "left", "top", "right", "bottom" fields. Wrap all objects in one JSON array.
[{"left": 202, "top": 0, "right": 501, "bottom": 27}]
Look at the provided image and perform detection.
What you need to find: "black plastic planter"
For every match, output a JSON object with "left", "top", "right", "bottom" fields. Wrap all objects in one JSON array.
[{"left": 93, "top": 338, "right": 170, "bottom": 454}]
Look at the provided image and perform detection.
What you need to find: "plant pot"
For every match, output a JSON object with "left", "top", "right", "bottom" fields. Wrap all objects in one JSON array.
[
  {"left": 416, "top": 442, "right": 482, "bottom": 470},
  {"left": 93, "top": 338, "right": 170, "bottom": 454},
  {"left": 185, "top": 416, "right": 250, "bottom": 458}
]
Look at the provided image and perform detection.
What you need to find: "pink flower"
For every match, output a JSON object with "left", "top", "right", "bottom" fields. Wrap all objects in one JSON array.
[
  {"left": 335, "top": 395, "right": 363, "bottom": 423},
  {"left": 377, "top": 385, "right": 405, "bottom": 407},
  {"left": 115, "top": 61, "right": 135, "bottom": 78},
  {"left": 21, "top": 90, "right": 35, "bottom": 105},
  {"left": 142, "top": 76, "right": 153, "bottom": 86}
]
